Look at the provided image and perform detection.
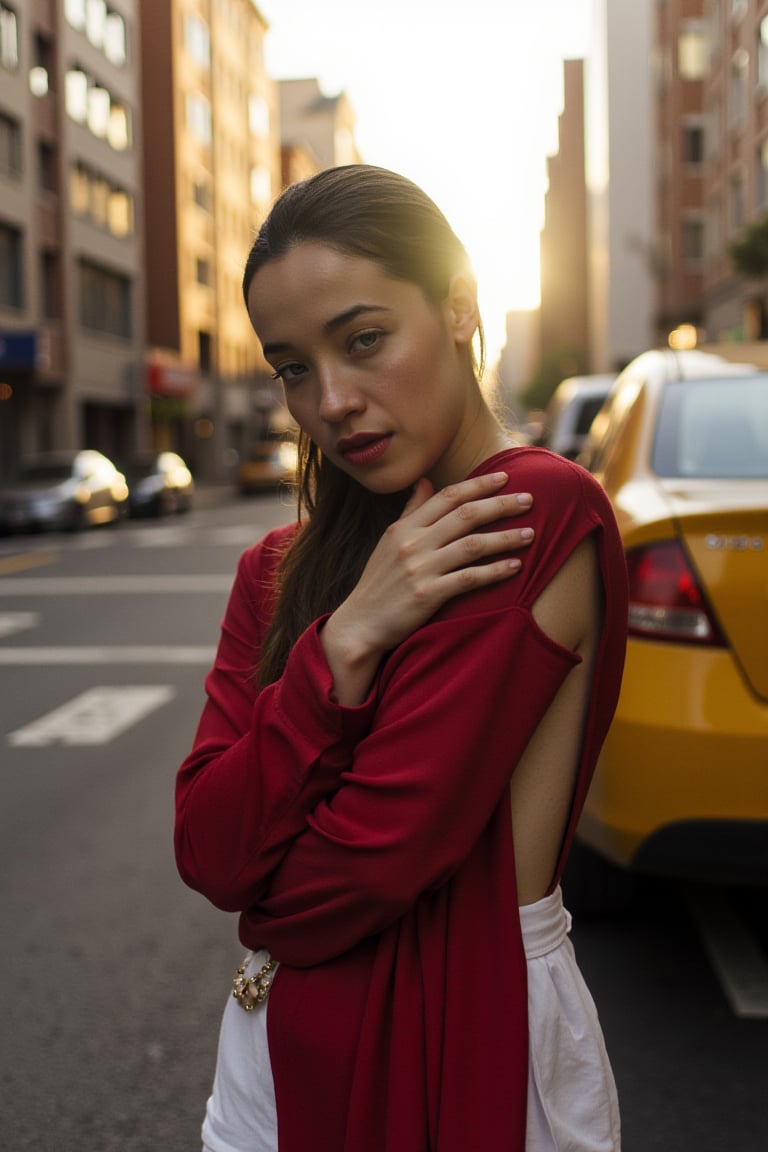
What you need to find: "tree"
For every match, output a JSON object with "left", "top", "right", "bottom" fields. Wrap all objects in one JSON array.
[
  {"left": 520, "top": 346, "right": 586, "bottom": 412},
  {"left": 730, "top": 215, "right": 768, "bottom": 278}
]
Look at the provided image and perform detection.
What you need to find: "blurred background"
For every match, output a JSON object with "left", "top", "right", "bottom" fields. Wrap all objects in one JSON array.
[{"left": 1, "top": 3, "right": 767, "bottom": 1150}]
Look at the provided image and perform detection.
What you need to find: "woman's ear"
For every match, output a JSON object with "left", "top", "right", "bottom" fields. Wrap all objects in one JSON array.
[{"left": 444, "top": 273, "right": 479, "bottom": 345}]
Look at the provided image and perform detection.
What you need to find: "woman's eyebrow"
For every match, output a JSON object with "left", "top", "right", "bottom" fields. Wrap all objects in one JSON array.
[
  {"left": 323, "top": 304, "right": 392, "bottom": 334},
  {"left": 261, "top": 304, "right": 393, "bottom": 359}
]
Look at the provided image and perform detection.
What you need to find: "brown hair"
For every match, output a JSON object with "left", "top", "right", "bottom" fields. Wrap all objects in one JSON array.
[{"left": 243, "top": 165, "right": 484, "bottom": 684}]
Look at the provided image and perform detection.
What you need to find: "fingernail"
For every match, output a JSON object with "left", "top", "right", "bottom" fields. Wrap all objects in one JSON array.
[
  {"left": 516, "top": 492, "right": 532, "bottom": 505},
  {"left": 491, "top": 471, "right": 509, "bottom": 482},
  {"left": 520, "top": 527, "right": 534, "bottom": 541}
]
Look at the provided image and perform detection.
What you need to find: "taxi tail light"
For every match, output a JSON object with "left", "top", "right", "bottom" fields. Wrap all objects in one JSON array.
[{"left": 626, "top": 540, "right": 725, "bottom": 645}]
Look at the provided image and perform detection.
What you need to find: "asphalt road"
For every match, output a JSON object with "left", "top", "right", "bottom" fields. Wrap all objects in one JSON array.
[{"left": 0, "top": 489, "right": 766, "bottom": 1151}]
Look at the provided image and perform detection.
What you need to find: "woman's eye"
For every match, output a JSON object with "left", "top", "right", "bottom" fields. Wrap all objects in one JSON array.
[
  {"left": 271, "top": 362, "right": 306, "bottom": 382},
  {"left": 351, "top": 330, "right": 381, "bottom": 353}
]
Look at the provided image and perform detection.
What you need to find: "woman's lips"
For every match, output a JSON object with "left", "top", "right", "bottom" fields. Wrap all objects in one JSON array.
[{"left": 337, "top": 433, "right": 393, "bottom": 466}]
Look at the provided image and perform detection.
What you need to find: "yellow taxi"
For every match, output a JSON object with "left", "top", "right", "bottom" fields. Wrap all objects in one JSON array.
[{"left": 569, "top": 348, "right": 768, "bottom": 899}]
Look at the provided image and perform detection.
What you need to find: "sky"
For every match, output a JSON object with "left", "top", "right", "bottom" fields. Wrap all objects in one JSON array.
[{"left": 259, "top": 0, "right": 594, "bottom": 366}]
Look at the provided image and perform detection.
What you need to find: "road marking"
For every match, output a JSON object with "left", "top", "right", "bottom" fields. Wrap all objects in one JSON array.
[
  {"left": 210, "top": 525, "right": 262, "bottom": 546},
  {"left": 0, "top": 575, "right": 232, "bottom": 595},
  {"left": 129, "top": 527, "right": 189, "bottom": 547},
  {"left": 8, "top": 686, "right": 176, "bottom": 746},
  {"left": 0, "top": 611, "right": 39, "bottom": 638},
  {"left": 0, "top": 551, "right": 58, "bottom": 575},
  {"left": 0, "top": 645, "right": 216, "bottom": 664},
  {"left": 688, "top": 888, "right": 768, "bottom": 1019}
]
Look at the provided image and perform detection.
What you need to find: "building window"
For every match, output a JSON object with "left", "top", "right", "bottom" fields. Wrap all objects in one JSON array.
[
  {"left": 187, "top": 93, "right": 212, "bottom": 145},
  {"left": 759, "top": 18, "right": 768, "bottom": 89},
  {"left": 192, "top": 177, "right": 211, "bottom": 211},
  {"left": 65, "top": 0, "right": 86, "bottom": 29},
  {"left": 38, "top": 141, "right": 58, "bottom": 194},
  {"left": 682, "top": 120, "right": 705, "bottom": 167},
  {"left": 0, "top": 111, "right": 21, "bottom": 177},
  {"left": 70, "top": 161, "right": 134, "bottom": 236},
  {"left": 682, "top": 216, "right": 706, "bottom": 267},
  {"left": 104, "top": 12, "right": 127, "bottom": 66},
  {"left": 198, "top": 330, "right": 212, "bottom": 374},
  {"left": 65, "top": 68, "right": 132, "bottom": 150},
  {"left": 248, "top": 95, "right": 269, "bottom": 137},
  {"left": 87, "top": 85, "right": 111, "bottom": 139},
  {"left": 108, "top": 190, "right": 132, "bottom": 237},
  {"left": 30, "top": 32, "right": 55, "bottom": 98},
  {"left": 729, "top": 50, "right": 748, "bottom": 131},
  {"left": 0, "top": 221, "right": 23, "bottom": 309},
  {"left": 78, "top": 259, "right": 132, "bottom": 338},
  {"left": 0, "top": 3, "right": 18, "bottom": 70},
  {"left": 195, "top": 256, "right": 212, "bottom": 285},
  {"left": 40, "top": 250, "right": 61, "bottom": 320},
  {"left": 85, "top": 0, "right": 107, "bottom": 48},
  {"left": 66, "top": 0, "right": 126, "bottom": 65},
  {"left": 185, "top": 15, "right": 210, "bottom": 69},
  {"left": 250, "top": 165, "right": 271, "bottom": 205},
  {"left": 678, "top": 21, "right": 708, "bottom": 81}
]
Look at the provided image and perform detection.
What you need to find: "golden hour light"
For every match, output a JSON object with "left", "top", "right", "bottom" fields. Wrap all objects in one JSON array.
[{"left": 260, "top": 0, "right": 593, "bottom": 367}]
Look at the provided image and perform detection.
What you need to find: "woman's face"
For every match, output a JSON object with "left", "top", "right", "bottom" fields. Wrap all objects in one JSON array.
[{"left": 245, "top": 241, "right": 481, "bottom": 493}]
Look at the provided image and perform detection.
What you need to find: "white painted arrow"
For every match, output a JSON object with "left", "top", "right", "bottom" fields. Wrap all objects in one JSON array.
[
  {"left": 8, "top": 686, "right": 176, "bottom": 747},
  {"left": 0, "top": 612, "right": 39, "bottom": 639}
]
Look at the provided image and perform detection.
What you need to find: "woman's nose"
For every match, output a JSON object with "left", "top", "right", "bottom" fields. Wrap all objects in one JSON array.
[{"left": 317, "top": 369, "right": 365, "bottom": 422}]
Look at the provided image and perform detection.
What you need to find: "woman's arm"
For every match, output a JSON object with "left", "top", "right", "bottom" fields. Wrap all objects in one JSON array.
[
  {"left": 234, "top": 462, "right": 625, "bottom": 966},
  {"left": 175, "top": 474, "right": 536, "bottom": 909},
  {"left": 241, "top": 585, "right": 583, "bottom": 965},
  {"left": 174, "top": 543, "right": 378, "bottom": 908}
]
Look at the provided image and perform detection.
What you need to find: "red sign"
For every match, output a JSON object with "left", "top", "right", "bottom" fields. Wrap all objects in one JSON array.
[{"left": 146, "top": 354, "right": 197, "bottom": 398}]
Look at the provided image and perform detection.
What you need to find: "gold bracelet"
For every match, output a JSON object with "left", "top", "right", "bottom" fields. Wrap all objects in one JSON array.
[{"left": 232, "top": 956, "right": 278, "bottom": 1011}]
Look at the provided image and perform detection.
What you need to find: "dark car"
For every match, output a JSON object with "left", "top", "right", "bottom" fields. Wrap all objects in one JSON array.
[
  {"left": 122, "top": 451, "right": 195, "bottom": 517},
  {"left": 0, "top": 450, "right": 129, "bottom": 534}
]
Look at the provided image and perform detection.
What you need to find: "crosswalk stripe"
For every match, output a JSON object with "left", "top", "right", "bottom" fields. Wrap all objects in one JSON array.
[
  {"left": 0, "top": 646, "right": 216, "bottom": 664},
  {"left": 0, "top": 575, "right": 232, "bottom": 595},
  {"left": 0, "top": 612, "right": 40, "bottom": 638},
  {"left": 8, "top": 686, "right": 176, "bottom": 746}
]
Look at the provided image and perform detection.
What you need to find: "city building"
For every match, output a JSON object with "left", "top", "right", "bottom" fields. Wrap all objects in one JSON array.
[
  {"left": 539, "top": 59, "right": 590, "bottom": 370},
  {"left": 699, "top": 0, "right": 768, "bottom": 345},
  {"left": 0, "top": 0, "right": 145, "bottom": 482},
  {"left": 586, "top": 0, "right": 656, "bottom": 371},
  {"left": 536, "top": 2, "right": 657, "bottom": 383},
  {"left": 653, "top": 0, "right": 707, "bottom": 344},
  {"left": 139, "top": 0, "right": 281, "bottom": 479},
  {"left": 278, "top": 76, "right": 361, "bottom": 188}
]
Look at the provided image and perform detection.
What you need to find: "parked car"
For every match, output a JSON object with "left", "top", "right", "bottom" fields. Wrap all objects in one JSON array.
[
  {"left": 122, "top": 451, "right": 195, "bottom": 517},
  {"left": 565, "top": 348, "right": 768, "bottom": 907},
  {"left": 237, "top": 438, "right": 298, "bottom": 495},
  {"left": 0, "top": 449, "right": 129, "bottom": 534},
  {"left": 538, "top": 374, "right": 616, "bottom": 460}
]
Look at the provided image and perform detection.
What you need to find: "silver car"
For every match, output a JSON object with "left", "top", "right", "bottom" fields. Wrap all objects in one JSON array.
[{"left": 0, "top": 450, "right": 129, "bottom": 533}]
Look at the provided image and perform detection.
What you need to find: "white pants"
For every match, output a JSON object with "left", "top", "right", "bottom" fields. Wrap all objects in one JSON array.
[
  {"left": 522, "top": 887, "right": 621, "bottom": 1151},
  {"left": 202, "top": 887, "right": 620, "bottom": 1152}
]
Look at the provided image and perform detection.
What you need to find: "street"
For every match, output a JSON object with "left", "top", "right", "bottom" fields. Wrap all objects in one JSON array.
[{"left": 1, "top": 490, "right": 766, "bottom": 1152}]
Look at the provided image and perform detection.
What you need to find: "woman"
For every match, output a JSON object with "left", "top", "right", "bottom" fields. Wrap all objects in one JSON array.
[{"left": 175, "top": 165, "right": 627, "bottom": 1152}]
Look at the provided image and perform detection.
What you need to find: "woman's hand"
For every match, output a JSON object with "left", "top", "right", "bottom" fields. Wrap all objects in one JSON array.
[{"left": 320, "top": 472, "right": 534, "bottom": 704}]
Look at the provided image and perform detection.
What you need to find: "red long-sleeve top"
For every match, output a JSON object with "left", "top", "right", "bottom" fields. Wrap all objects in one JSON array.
[{"left": 175, "top": 447, "right": 628, "bottom": 1152}]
